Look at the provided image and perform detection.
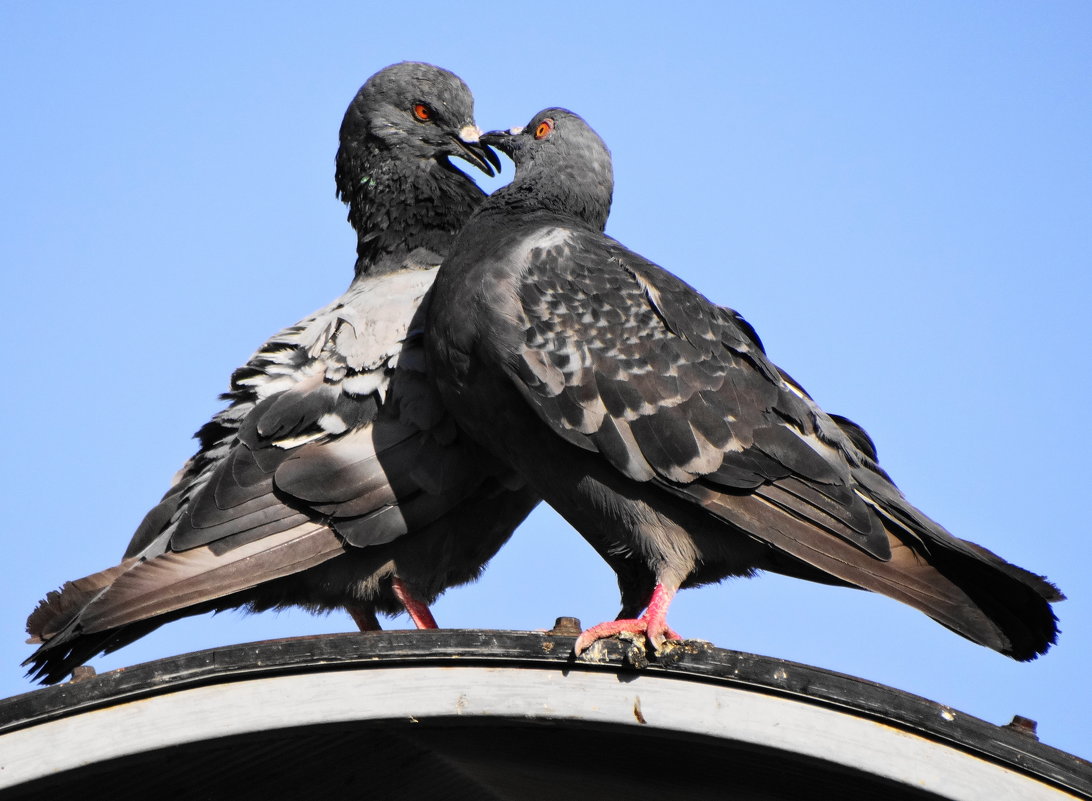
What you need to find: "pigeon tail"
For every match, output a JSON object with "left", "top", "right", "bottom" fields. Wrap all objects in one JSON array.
[
  {"left": 24, "top": 523, "right": 347, "bottom": 684},
  {"left": 697, "top": 489, "right": 1060, "bottom": 661}
]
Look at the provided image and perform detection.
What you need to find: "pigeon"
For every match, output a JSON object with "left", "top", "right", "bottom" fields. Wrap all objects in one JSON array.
[
  {"left": 24, "top": 62, "right": 538, "bottom": 684},
  {"left": 425, "top": 108, "right": 1063, "bottom": 661}
]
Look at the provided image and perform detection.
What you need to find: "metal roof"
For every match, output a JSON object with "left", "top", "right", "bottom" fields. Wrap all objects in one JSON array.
[{"left": 1, "top": 626, "right": 1088, "bottom": 800}]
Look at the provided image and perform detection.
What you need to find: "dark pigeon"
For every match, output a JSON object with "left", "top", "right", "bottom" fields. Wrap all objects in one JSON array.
[
  {"left": 24, "top": 63, "right": 538, "bottom": 684},
  {"left": 426, "top": 108, "right": 1063, "bottom": 661}
]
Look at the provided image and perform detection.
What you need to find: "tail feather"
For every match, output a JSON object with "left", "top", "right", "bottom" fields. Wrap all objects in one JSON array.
[
  {"left": 79, "top": 524, "right": 344, "bottom": 631},
  {"left": 693, "top": 486, "right": 1059, "bottom": 660},
  {"left": 922, "top": 536, "right": 1061, "bottom": 660},
  {"left": 862, "top": 474, "right": 1064, "bottom": 605},
  {"left": 25, "top": 606, "right": 219, "bottom": 685},
  {"left": 26, "top": 559, "right": 141, "bottom": 643},
  {"left": 23, "top": 523, "right": 347, "bottom": 684}
]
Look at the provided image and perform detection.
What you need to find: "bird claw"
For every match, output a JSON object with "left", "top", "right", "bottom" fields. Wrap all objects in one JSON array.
[
  {"left": 573, "top": 618, "right": 643, "bottom": 655},
  {"left": 573, "top": 617, "right": 683, "bottom": 657},
  {"left": 648, "top": 628, "right": 685, "bottom": 657},
  {"left": 646, "top": 622, "right": 685, "bottom": 654},
  {"left": 574, "top": 583, "right": 682, "bottom": 657}
]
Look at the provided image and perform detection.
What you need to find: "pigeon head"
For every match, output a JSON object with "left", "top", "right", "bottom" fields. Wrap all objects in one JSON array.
[
  {"left": 481, "top": 108, "right": 613, "bottom": 232},
  {"left": 335, "top": 62, "right": 503, "bottom": 274},
  {"left": 336, "top": 61, "right": 501, "bottom": 201}
]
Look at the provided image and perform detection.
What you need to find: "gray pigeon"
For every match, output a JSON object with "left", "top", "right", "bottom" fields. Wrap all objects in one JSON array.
[
  {"left": 24, "top": 63, "right": 538, "bottom": 684},
  {"left": 426, "top": 108, "right": 1062, "bottom": 661}
]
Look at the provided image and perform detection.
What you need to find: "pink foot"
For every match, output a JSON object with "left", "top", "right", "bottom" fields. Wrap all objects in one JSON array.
[
  {"left": 574, "top": 583, "right": 682, "bottom": 654},
  {"left": 392, "top": 577, "right": 439, "bottom": 630},
  {"left": 574, "top": 617, "right": 650, "bottom": 653}
]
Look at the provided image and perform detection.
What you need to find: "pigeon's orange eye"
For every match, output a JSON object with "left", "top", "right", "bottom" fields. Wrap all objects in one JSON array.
[
  {"left": 413, "top": 103, "right": 432, "bottom": 121},
  {"left": 534, "top": 118, "right": 554, "bottom": 140}
]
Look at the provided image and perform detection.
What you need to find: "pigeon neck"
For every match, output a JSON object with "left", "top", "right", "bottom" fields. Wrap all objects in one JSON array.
[
  {"left": 485, "top": 170, "right": 611, "bottom": 233},
  {"left": 340, "top": 142, "right": 485, "bottom": 277}
]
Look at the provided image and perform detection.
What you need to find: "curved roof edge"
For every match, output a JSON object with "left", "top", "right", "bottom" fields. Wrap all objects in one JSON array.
[{"left": 1, "top": 629, "right": 1088, "bottom": 799}]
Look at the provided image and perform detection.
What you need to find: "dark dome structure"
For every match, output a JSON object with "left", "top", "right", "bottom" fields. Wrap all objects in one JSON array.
[{"left": 1, "top": 628, "right": 1087, "bottom": 800}]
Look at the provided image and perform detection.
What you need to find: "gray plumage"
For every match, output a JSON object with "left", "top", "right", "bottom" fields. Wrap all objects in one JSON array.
[
  {"left": 24, "top": 63, "right": 537, "bottom": 685},
  {"left": 426, "top": 108, "right": 1062, "bottom": 661}
]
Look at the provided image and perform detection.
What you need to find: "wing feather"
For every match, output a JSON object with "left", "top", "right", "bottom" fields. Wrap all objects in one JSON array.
[{"left": 508, "top": 229, "right": 883, "bottom": 556}]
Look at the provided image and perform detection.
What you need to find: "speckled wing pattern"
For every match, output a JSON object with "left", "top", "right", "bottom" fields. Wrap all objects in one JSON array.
[
  {"left": 503, "top": 227, "right": 1058, "bottom": 648},
  {"left": 512, "top": 229, "right": 888, "bottom": 552}
]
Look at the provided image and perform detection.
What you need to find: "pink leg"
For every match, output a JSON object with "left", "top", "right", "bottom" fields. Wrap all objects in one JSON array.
[
  {"left": 574, "top": 583, "right": 682, "bottom": 654},
  {"left": 641, "top": 583, "right": 679, "bottom": 646},
  {"left": 391, "top": 577, "right": 439, "bottom": 630},
  {"left": 346, "top": 605, "right": 382, "bottom": 632},
  {"left": 632, "top": 585, "right": 682, "bottom": 641}
]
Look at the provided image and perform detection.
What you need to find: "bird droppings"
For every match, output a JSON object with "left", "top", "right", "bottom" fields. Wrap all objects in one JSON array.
[
  {"left": 940, "top": 708, "right": 957, "bottom": 722},
  {"left": 656, "top": 638, "right": 712, "bottom": 666},
  {"left": 577, "top": 636, "right": 647, "bottom": 668},
  {"left": 577, "top": 640, "right": 612, "bottom": 664},
  {"left": 576, "top": 634, "right": 710, "bottom": 670},
  {"left": 617, "top": 632, "right": 650, "bottom": 669}
]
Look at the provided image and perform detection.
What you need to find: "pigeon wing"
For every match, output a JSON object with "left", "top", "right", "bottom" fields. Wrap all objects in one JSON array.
[
  {"left": 142, "top": 268, "right": 446, "bottom": 555},
  {"left": 506, "top": 227, "right": 890, "bottom": 559}
]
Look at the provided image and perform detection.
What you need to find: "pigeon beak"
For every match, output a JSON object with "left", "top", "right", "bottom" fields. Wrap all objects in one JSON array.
[
  {"left": 480, "top": 127, "right": 523, "bottom": 157},
  {"left": 450, "top": 124, "right": 502, "bottom": 177}
]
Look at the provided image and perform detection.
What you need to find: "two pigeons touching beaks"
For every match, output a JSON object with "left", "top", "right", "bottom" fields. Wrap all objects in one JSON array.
[{"left": 25, "top": 62, "right": 1062, "bottom": 685}]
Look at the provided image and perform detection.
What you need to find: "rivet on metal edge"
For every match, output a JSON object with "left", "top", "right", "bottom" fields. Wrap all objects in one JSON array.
[
  {"left": 548, "top": 616, "right": 582, "bottom": 636},
  {"left": 1004, "top": 715, "right": 1039, "bottom": 740}
]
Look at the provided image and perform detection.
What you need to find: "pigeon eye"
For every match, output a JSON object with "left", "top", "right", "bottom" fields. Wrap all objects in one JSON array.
[
  {"left": 413, "top": 103, "right": 432, "bottom": 122},
  {"left": 534, "top": 118, "right": 554, "bottom": 140}
]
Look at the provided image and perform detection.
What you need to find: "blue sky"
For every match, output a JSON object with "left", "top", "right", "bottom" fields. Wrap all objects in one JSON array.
[{"left": 1, "top": 2, "right": 1089, "bottom": 758}]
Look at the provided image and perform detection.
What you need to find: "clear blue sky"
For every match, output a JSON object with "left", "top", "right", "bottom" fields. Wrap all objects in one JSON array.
[{"left": 2, "top": 2, "right": 1089, "bottom": 758}]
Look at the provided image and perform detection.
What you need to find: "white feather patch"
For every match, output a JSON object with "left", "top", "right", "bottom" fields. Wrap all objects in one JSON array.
[
  {"left": 342, "top": 371, "right": 385, "bottom": 397},
  {"left": 318, "top": 413, "right": 348, "bottom": 435}
]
